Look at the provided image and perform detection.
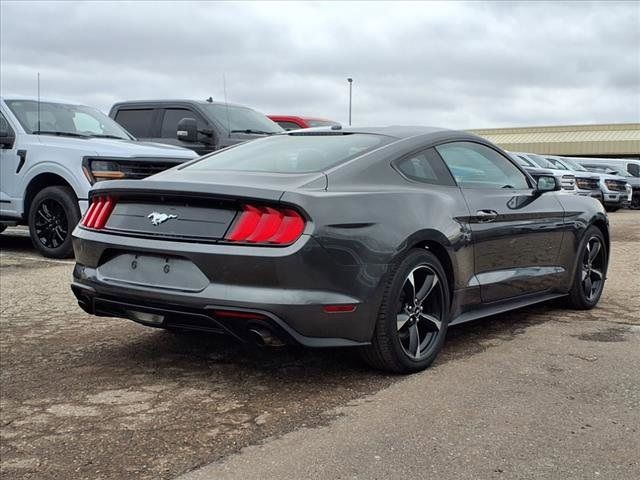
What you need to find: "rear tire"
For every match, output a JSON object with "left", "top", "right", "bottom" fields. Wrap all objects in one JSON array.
[
  {"left": 360, "top": 249, "right": 450, "bottom": 373},
  {"left": 28, "top": 186, "right": 80, "bottom": 259},
  {"left": 567, "top": 226, "right": 607, "bottom": 310}
]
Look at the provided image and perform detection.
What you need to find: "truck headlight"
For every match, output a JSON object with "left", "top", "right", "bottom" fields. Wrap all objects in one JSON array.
[{"left": 83, "top": 160, "right": 125, "bottom": 184}]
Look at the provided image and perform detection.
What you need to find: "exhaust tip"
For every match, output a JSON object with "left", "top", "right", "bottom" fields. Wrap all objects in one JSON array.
[{"left": 248, "top": 327, "right": 285, "bottom": 348}]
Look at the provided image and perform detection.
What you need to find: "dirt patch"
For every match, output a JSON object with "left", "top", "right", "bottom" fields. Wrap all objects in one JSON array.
[{"left": 574, "top": 326, "right": 629, "bottom": 342}]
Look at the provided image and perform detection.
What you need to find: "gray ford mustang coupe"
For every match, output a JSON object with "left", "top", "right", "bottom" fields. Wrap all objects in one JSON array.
[{"left": 71, "top": 126, "right": 609, "bottom": 373}]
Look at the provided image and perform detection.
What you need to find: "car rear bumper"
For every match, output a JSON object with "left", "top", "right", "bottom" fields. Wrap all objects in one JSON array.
[{"left": 71, "top": 227, "right": 386, "bottom": 346}]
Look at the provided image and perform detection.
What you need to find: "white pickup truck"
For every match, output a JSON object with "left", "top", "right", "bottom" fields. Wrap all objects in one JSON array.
[{"left": 0, "top": 96, "right": 198, "bottom": 258}]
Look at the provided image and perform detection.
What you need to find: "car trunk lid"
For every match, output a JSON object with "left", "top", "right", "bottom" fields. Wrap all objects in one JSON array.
[{"left": 85, "top": 171, "right": 324, "bottom": 241}]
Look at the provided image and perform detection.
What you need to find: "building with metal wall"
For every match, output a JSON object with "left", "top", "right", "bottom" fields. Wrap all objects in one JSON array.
[{"left": 469, "top": 123, "right": 640, "bottom": 158}]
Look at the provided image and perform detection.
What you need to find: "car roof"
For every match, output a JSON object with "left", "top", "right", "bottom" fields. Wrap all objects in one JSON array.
[
  {"left": 292, "top": 125, "right": 458, "bottom": 139},
  {"left": 269, "top": 115, "right": 338, "bottom": 122},
  {"left": 111, "top": 99, "right": 251, "bottom": 109},
  {"left": 1, "top": 95, "right": 85, "bottom": 105}
]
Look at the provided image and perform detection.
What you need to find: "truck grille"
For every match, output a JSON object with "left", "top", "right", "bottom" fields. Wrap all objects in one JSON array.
[
  {"left": 560, "top": 175, "right": 575, "bottom": 190},
  {"left": 604, "top": 180, "right": 627, "bottom": 192},
  {"left": 575, "top": 177, "right": 599, "bottom": 190},
  {"left": 119, "top": 161, "right": 183, "bottom": 180}
]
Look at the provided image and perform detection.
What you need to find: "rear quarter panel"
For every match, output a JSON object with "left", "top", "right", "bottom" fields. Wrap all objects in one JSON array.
[{"left": 281, "top": 155, "right": 474, "bottom": 307}]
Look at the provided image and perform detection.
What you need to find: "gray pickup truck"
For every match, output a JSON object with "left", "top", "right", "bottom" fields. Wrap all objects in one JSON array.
[{"left": 109, "top": 99, "right": 283, "bottom": 156}]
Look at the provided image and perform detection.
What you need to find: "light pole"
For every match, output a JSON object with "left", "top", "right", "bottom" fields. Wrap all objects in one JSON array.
[{"left": 347, "top": 77, "right": 353, "bottom": 126}]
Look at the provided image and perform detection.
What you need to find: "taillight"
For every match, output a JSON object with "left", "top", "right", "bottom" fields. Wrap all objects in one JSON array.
[
  {"left": 82, "top": 196, "right": 116, "bottom": 229},
  {"left": 225, "top": 204, "right": 306, "bottom": 245}
]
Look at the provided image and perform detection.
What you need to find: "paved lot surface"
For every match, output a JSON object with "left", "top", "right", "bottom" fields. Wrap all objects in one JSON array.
[{"left": 1, "top": 212, "right": 639, "bottom": 480}]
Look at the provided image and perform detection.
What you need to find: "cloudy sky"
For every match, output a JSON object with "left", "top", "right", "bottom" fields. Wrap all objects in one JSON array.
[{"left": 1, "top": 1, "right": 638, "bottom": 129}]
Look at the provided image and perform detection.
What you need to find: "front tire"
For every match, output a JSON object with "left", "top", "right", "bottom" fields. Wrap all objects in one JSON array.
[
  {"left": 567, "top": 226, "right": 607, "bottom": 310},
  {"left": 361, "top": 249, "right": 450, "bottom": 373},
  {"left": 28, "top": 186, "right": 80, "bottom": 259}
]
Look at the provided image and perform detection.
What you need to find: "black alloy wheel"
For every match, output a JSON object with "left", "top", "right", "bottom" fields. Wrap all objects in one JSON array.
[
  {"left": 361, "top": 249, "right": 450, "bottom": 373},
  {"left": 396, "top": 265, "right": 444, "bottom": 360},
  {"left": 34, "top": 199, "right": 68, "bottom": 249},
  {"left": 28, "top": 186, "right": 80, "bottom": 258},
  {"left": 567, "top": 225, "right": 607, "bottom": 309},
  {"left": 580, "top": 236, "right": 605, "bottom": 303}
]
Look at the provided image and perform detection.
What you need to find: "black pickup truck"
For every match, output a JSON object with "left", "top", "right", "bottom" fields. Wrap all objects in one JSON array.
[{"left": 109, "top": 99, "right": 283, "bottom": 156}]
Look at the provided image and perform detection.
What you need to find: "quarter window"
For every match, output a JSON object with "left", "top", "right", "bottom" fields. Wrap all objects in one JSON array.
[
  {"left": 395, "top": 148, "right": 456, "bottom": 186},
  {"left": 436, "top": 142, "right": 530, "bottom": 189},
  {"left": 114, "top": 109, "right": 154, "bottom": 137}
]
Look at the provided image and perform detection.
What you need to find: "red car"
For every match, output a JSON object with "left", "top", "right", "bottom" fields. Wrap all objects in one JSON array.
[{"left": 268, "top": 115, "right": 340, "bottom": 130}]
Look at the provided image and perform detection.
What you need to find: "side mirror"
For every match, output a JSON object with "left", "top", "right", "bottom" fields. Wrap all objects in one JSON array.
[
  {"left": 0, "top": 132, "right": 15, "bottom": 149},
  {"left": 198, "top": 127, "right": 216, "bottom": 145},
  {"left": 536, "top": 175, "right": 560, "bottom": 193},
  {"left": 176, "top": 118, "right": 198, "bottom": 143}
]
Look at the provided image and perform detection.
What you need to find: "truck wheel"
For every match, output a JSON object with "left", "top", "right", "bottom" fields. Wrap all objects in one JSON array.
[{"left": 28, "top": 186, "right": 80, "bottom": 258}]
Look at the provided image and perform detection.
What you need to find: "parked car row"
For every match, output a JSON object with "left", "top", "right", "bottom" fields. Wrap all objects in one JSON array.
[
  {"left": 509, "top": 151, "right": 636, "bottom": 212},
  {"left": 573, "top": 157, "right": 640, "bottom": 209}
]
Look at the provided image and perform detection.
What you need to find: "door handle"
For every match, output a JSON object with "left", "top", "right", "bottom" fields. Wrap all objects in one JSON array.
[{"left": 475, "top": 210, "right": 498, "bottom": 222}]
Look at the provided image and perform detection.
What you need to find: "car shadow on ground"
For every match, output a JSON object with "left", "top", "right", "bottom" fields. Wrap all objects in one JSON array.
[
  {"left": 0, "top": 229, "right": 35, "bottom": 254},
  {"left": 95, "top": 300, "right": 562, "bottom": 383}
]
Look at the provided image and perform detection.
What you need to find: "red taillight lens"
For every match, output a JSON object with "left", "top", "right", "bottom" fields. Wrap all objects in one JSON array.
[
  {"left": 225, "top": 204, "right": 306, "bottom": 245},
  {"left": 82, "top": 196, "right": 116, "bottom": 229}
]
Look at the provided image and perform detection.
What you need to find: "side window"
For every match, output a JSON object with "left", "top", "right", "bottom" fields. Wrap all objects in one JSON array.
[
  {"left": 395, "top": 148, "right": 456, "bottom": 186},
  {"left": 161, "top": 109, "right": 201, "bottom": 138},
  {"left": 436, "top": 142, "right": 530, "bottom": 189},
  {"left": 277, "top": 121, "right": 302, "bottom": 131},
  {"left": 0, "top": 112, "right": 14, "bottom": 137},
  {"left": 114, "top": 109, "right": 154, "bottom": 137}
]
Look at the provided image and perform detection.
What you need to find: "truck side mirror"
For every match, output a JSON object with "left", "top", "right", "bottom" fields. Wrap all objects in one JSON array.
[{"left": 177, "top": 118, "right": 198, "bottom": 143}]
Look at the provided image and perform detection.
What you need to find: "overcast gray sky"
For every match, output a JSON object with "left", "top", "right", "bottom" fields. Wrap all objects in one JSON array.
[{"left": 1, "top": 0, "right": 638, "bottom": 128}]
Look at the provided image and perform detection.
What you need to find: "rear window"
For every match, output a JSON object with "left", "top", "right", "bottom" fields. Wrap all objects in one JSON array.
[{"left": 186, "top": 133, "right": 390, "bottom": 173}]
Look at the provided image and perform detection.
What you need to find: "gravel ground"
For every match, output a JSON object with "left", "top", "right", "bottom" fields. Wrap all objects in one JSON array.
[{"left": 1, "top": 211, "right": 639, "bottom": 480}]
